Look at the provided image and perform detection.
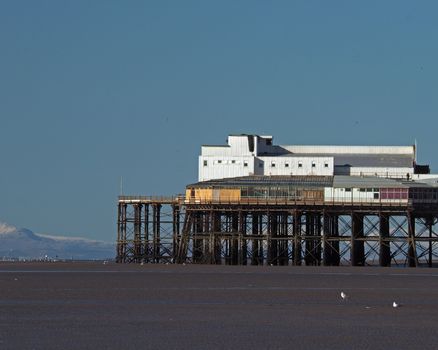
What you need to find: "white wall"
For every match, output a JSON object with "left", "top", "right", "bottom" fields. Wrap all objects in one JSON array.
[
  {"left": 198, "top": 156, "right": 255, "bottom": 181},
  {"left": 335, "top": 166, "right": 414, "bottom": 178},
  {"left": 324, "top": 187, "right": 379, "bottom": 202},
  {"left": 198, "top": 134, "right": 417, "bottom": 181},
  {"left": 259, "top": 156, "right": 334, "bottom": 176}
]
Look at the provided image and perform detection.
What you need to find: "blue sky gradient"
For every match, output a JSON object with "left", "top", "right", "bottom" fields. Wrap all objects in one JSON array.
[{"left": 1, "top": 1, "right": 437, "bottom": 241}]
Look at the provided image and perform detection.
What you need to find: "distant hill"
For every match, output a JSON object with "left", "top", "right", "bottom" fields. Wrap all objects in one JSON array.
[{"left": 0, "top": 222, "right": 115, "bottom": 260}]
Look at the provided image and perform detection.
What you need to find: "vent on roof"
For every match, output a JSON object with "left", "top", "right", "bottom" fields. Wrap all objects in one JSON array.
[
  {"left": 414, "top": 164, "right": 430, "bottom": 174},
  {"left": 247, "top": 135, "right": 255, "bottom": 153}
]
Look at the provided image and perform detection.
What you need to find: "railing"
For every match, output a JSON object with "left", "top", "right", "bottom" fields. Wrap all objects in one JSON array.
[
  {"left": 183, "top": 196, "right": 412, "bottom": 207},
  {"left": 118, "top": 195, "right": 184, "bottom": 203},
  {"left": 118, "top": 195, "right": 436, "bottom": 207}
]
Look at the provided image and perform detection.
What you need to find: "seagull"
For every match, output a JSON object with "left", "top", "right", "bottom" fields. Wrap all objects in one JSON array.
[
  {"left": 340, "top": 291, "right": 348, "bottom": 300},
  {"left": 392, "top": 301, "right": 400, "bottom": 308}
]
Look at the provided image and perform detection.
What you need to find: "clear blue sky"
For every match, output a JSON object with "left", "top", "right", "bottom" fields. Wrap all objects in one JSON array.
[{"left": 1, "top": 1, "right": 437, "bottom": 242}]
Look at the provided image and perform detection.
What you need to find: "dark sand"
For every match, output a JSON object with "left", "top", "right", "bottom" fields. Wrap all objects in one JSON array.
[{"left": 0, "top": 262, "right": 438, "bottom": 349}]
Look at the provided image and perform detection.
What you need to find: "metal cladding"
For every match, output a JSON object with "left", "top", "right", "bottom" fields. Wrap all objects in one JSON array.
[
  {"left": 198, "top": 134, "right": 426, "bottom": 181},
  {"left": 117, "top": 134, "right": 438, "bottom": 267}
]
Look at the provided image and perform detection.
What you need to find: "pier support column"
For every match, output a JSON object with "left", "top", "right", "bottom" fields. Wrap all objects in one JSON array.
[
  {"left": 268, "top": 213, "right": 278, "bottom": 265},
  {"left": 133, "top": 204, "right": 142, "bottom": 262},
  {"left": 231, "top": 213, "right": 239, "bottom": 265},
  {"left": 351, "top": 213, "right": 365, "bottom": 266},
  {"left": 238, "top": 211, "right": 247, "bottom": 265},
  {"left": 193, "top": 212, "right": 203, "bottom": 263},
  {"left": 426, "top": 216, "right": 434, "bottom": 267},
  {"left": 251, "top": 213, "right": 260, "bottom": 265},
  {"left": 172, "top": 205, "right": 180, "bottom": 263},
  {"left": 407, "top": 213, "right": 417, "bottom": 267},
  {"left": 152, "top": 204, "right": 161, "bottom": 263},
  {"left": 293, "top": 211, "right": 302, "bottom": 266},
  {"left": 379, "top": 214, "right": 391, "bottom": 267},
  {"left": 323, "top": 213, "right": 339, "bottom": 266},
  {"left": 278, "top": 213, "right": 289, "bottom": 266}
]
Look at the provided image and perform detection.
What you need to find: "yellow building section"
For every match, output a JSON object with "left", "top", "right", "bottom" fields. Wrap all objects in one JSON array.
[
  {"left": 185, "top": 188, "right": 241, "bottom": 203},
  {"left": 217, "top": 189, "right": 241, "bottom": 202}
]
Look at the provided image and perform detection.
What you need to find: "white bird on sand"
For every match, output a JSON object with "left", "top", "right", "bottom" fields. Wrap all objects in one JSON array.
[
  {"left": 340, "top": 291, "right": 348, "bottom": 300},
  {"left": 392, "top": 301, "right": 400, "bottom": 308}
]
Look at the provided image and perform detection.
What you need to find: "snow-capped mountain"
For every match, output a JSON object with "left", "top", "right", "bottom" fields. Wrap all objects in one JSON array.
[{"left": 0, "top": 222, "right": 115, "bottom": 260}]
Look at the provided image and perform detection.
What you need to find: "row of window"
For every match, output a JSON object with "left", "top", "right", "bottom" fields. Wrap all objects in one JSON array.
[
  {"left": 269, "top": 161, "right": 329, "bottom": 168},
  {"left": 204, "top": 160, "right": 249, "bottom": 167},
  {"left": 203, "top": 160, "right": 330, "bottom": 169}
]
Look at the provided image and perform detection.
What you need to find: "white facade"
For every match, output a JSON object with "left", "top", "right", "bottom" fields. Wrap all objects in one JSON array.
[{"left": 199, "top": 134, "right": 418, "bottom": 182}]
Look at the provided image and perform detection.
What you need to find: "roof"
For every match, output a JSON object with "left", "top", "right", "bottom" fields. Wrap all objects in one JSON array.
[
  {"left": 333, "top": 154, "right": 413, "bottom": 168},
  {"left": 189, "top": 175, "right": 438, "bottom": 190},
  {"left": 187, "top": 176, "right": 334, "bottom": 188},
  {"left": 333, "top": 176, "right": 408, "bottom": 188},
  {"left": 272, "top": 153, "right": 413, "bottom": 168}
]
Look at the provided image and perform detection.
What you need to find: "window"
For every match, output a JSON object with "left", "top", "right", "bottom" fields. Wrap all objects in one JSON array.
[
  {"left": 298, "top": 162, "right": 303, "bottom": 168},
  {"left": 244, "top": 161, "right": 248, "bottom": 167},
  {"left": 203, "top": 160, "right": 208, "bottom": 167}
]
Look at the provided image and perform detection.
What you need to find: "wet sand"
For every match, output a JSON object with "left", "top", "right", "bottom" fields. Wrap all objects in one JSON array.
[{"left": 0, "top": 262, "right": 438, "bottom": 349}]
